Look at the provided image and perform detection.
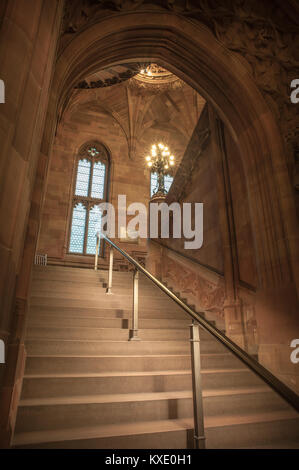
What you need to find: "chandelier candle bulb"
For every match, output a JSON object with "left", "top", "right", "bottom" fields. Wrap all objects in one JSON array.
[{"left": 146, "top": 142, "right": 176, "bottom": 196}]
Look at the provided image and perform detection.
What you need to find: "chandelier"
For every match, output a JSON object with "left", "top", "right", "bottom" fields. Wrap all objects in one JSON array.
[
  {"left": 140, "top": 64, "right": 167, "bottom": 78},
  {"left": 146, "top": 143, "right": 175, "bottom": 196}
]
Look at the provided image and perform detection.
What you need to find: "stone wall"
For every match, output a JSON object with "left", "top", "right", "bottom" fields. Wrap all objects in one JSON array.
[
  {"left": 0, "top": 0, "right": 64, "bottom": 447},
  {"left": 158, "top": 104, "right": 299, "bottom": 392},
  {"left": 37, "top": 80, "right": 203, "bottom": 268}
]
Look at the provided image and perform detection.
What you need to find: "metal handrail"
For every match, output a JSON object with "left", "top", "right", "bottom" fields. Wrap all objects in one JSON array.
[{"left": 98, "top": 234, "right": 299, "bottom": 413}]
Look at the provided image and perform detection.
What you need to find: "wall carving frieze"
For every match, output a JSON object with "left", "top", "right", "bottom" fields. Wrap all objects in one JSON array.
[
  {"left": 75, "top": 66, "right": 140, "bottom": 89},
  {"left": 128, "top": 78, "right": 183, "bottom": 94},
  {"left": 201, "top": 2, "right": 299, "bottom": 187},
  {"left": 163, "top": 256, "right": 225, "bottom": 314}
]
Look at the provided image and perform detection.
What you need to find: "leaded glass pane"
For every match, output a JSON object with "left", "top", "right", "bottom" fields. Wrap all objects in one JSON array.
[
  {"left": 150, "top": 172, "right": 173, "bottom": 196},
  {"left": 150, "top": 172, "right": 158, "bottom": 196},
  {"left": 69, "top": 203, "right": 87, "bottom": 253},
  {"left": 75, "top": 159, "right": 91, "bottom": 197},
  {"left": 164, "top": 174, "right": 173, "bottom": 193},
  {"left": 91, "top": 161, "right": 106, "bottom": 199},
  {"left": 86, "top": 206, "right": 102, "bottom": 255}
]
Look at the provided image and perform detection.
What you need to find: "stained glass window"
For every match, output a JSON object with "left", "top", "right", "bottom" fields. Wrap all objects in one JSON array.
[
  {"left": 69, "top": 203, "right": 87, "bottom": 253},
  {"left": 164, "top": 174, "right": 174, "bottom": 193},
  {"left": 69, "top": 144, "right": 108, "bottom": 255},
  {"left": 86, "top": 206, "right": 102, "bottom": 255},
  {"left": 150, "top": 172, "right": 173, "bottom": 197},
  {"left": 150, "top": 172, "right": 158, "bottom": 197},
  {"left": 91, "top": 161, "right": 106, "bottom": 199},
  {"left": 75, "top": 159, "right": 91, "bottom": 196}
]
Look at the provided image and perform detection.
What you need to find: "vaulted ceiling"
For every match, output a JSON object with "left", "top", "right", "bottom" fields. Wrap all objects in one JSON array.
[{"left": 62, "top": 65, "right": 206, "bottom": 163}]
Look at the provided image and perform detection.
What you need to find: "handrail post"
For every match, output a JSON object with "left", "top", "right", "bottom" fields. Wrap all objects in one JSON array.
[
  {"left": 129, "top": 269, "right": 140, "bottom": 341},
  {"left": 190, "top": 321, "right": 206, "bottom": 449},
  {"left": 94, "top": 235, "right": 100, "bottom": 271},
  {"left": 106, "top": 245, "right": 113, "bottom": 294}
]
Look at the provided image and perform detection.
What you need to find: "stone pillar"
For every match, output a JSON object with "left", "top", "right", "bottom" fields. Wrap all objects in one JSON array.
[
  {"left": 147, "top": 193, "right": 167, "bottom": 280},
  {"left": 0, "top": 0, "right": 64, "bottom": 447},
  {"left": 208, "top": 105, "right": 246, "bottom": 349}
]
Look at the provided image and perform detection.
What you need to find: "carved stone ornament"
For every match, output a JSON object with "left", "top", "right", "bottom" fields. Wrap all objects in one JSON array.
[
  {"left": 78, "top": 141, "right": 109, "bottom": 162},
  {"left": 75, "top": 65, "right": 141, "bottom": 89}
]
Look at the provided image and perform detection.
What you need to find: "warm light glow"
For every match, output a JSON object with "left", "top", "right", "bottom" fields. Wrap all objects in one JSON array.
[
  {"left": 140, "top": 69, "right": 145, "bottom": 74},
  {"left": 146, "top": 156, "right": 151, "bottom": 161},
  {"left": 147, "top": 141, "right": 175, "bottom": 195}
]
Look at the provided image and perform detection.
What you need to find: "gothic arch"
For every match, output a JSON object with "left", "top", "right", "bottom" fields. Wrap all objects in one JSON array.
[{"left": 46, "top": 10, "right": 298, "bottom": 291}]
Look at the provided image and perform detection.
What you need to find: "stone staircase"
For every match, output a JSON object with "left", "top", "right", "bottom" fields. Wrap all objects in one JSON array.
[{"left": 13, "top": 265, "right": 299, "bottom": 448}]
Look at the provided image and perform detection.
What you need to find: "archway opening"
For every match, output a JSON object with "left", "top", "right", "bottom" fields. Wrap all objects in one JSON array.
[{"left": 34, "top": 11, "right": 299, "bottom": 398}]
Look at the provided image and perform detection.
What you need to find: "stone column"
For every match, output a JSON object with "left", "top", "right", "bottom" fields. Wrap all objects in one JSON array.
[
  {"left": 0, "top": 0, "right": 64, "bottom": 448},
  {"left": 147, "top": 193, "right": 167, "bottom": 280},
  {"left": 208, "top": 105, "right": 246, "bottom": 349}
]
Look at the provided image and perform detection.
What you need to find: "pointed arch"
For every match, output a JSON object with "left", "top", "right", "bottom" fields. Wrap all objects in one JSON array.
[
  {"left": 68, "top": 141, "right": 110, "bottom": 255},
  {"left": 46, "top": 10, "right": 298, "bottom": 290}
]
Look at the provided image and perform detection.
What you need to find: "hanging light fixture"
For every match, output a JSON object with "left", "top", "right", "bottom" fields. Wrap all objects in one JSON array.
[{"left": 145, "top": 143, "right": 175, "bottom": 195}]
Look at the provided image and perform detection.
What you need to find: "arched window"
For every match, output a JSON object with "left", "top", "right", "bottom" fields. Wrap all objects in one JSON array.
[
  {"left": 69, "top": 143, "right": 109, "bottom": 255},
  {"left": 150, "top": 172, "right": 173, "bottom": 197}
]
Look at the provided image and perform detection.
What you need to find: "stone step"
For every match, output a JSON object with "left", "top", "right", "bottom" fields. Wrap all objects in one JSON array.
[
  {"left": 21, "top": 368, "right": 263, "bottom": 400},
  {"left": 25, "top": 339, "right": 191, "bottom": 356},
  {"left": 31, "top": 276, "right": 156, "bottom": 287},
  {"left": 32, "top": 272, "right": 150, "bottom": 285},
  {"left": 25, "top": 354, "right": 193, "bottom": 375},
  {"left": 14, "top": 418, "right": 194, "bottom": 449},
  {"left": 15, "top": 391, "right": 193, "bottom": 432},
  {"left": 13, "top": 411, "right": 299, "bottom": 449},
  {"left": 21, "top": 371, "right": 192, "bottom": 399},
  {"left": 27, "top": 314, "right": 191, "bottom": 330},
  {"left": 28, "top": 305, "right": 188, "bottom": 320},
  {"left": 205, "top": 412, "right": 299, "bottom": 449},
  {"left": 24, "top": 338, "right": 224, "bottom": 356},
  {"left": 29, "top": 296, "right": 181, "bottom": 310},
  {"left": 32, "top": 281, "right": 177, "bottom": 302},
  {"left": 26, "top": 326, "right": 191, "bottom": 341},
  {"left": 15, "top": 388, "right": 287, "bottom": 434},
  {"left": 19, "top": 265, "right": 297, "bottom": 450},
  {"left": 25, "top": 353, "right": 243, "bottom": 375},
  {"left": 30, "top": 285, "right": 162, "bottom": 298}
]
